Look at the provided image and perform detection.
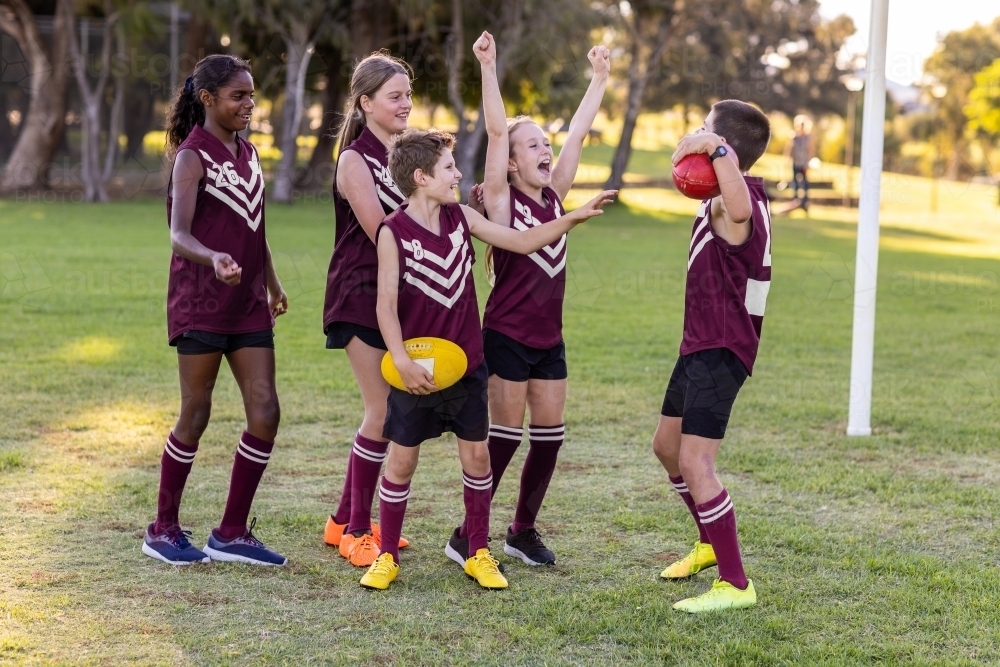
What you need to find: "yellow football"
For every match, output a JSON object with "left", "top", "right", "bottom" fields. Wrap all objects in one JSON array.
[{"left": 381, "top": 337, "right": 468, "bottom": 391}]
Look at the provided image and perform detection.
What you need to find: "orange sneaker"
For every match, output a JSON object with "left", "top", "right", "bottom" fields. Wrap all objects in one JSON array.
[
  {"left": 323, "top": 516, "right": 346, "bottom": 547},
  {"left": 344, "top": 533, "right": 381, "bottom": 567},
  {"left": 372, "top": 523, "right": 410, "bottom": 550},
  {"left": 326, "top": 516, "right": 410, "bottom": 550}
]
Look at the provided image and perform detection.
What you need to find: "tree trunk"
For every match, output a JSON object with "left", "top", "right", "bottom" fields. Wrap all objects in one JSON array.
[
  {"left": 297, "top": 46, "right": 344, "bottom": 190},
  {"left": 272, "top": 23, "right": 315, "bottom": 203},
  {"left": 0, "top": 0, "right": 71, "bottom": 193},
  {"left": 103, "top": 23, "right": 126, "bottom": 184},
  {"left": 65, "top": 3, "right": 117, "bottom": 202},
  {"left": 448, "top": 0, "right": 523, "bottom": 202},
  {"left": 605, "top": 10, "right": 673, "bottom": 192}
]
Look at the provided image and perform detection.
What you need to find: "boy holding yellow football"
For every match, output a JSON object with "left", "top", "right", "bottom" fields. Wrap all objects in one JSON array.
[{"left": 360, "top": 128, "right": 615, "bottom": 590}]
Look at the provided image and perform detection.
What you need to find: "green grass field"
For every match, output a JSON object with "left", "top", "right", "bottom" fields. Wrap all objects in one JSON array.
[{"left": 3, "top": 166, "right": 1000, "bottom": 665}]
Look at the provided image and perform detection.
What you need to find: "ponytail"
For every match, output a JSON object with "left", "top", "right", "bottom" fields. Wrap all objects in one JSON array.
[
  {"left": 336, "top": 51, "right": 412, "bottom": 155},
  {"left": 165, "top": 54, "right": 252, "bottom": 158}
]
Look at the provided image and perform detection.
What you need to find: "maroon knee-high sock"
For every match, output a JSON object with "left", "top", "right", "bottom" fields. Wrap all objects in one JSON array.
[
  {"left": 461, "top": 426, "right": 520, "bottom": 538},
  {"left": 669, "top": 475, "right": 710, "bottom": 543},
  {"left": 154, "top": 433, "right": 198, "bottom": 534},
  {"left": 332, "top": 443, "right": 354, "bottom": 525},
  {"left": 347, "top": 434, "right": 389, "bottom": 534},
  {"left": 511, "top": 424, "right": 564, "bottom": 533},
  {"left": 216, "top": 431, "right": 274, "bottom": 540},
  {"left": 463, "top": 469, "right": 493, "bottom": 554},
  {"left": 697, "top": 489, "right": 748, "bottom": 589},
  {"left": 377, "top": 477, "right": 410, "bottom": 562},
  {"left": 487, "top": 424, "right": 523, "bottom": 494}
]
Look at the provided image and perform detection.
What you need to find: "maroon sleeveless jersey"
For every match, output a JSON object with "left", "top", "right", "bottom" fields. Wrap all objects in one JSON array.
[
  {"left": 323, "top": 127, "right": 406, "bottom": 332},
  {"left": 165, "top": 124, "right": 272, "bottom": 341},
  {"left": 378, "top": 203, "right": 483, "bottom": 375},
  {"left": 680, "top": 176, "right": 772, "bottom": 374},
  {"left": 481, "top": 186, "right": 566, "bottom": 349}
]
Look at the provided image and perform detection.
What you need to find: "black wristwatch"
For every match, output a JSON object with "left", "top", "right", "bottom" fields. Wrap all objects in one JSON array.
[{"left": 708, "top": 145, "right": 728, "bottom": 162}]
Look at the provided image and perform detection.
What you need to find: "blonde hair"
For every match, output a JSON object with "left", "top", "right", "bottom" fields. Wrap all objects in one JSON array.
[
  {"left": 485, "top": 116, "right": 542, "bottom": 284},
  {"left": 335, "top": 51, "right": 413, "bottom": 156}
]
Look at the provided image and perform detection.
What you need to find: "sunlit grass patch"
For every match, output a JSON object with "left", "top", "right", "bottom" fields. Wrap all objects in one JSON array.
[{"left": 55, "top": 336, "right": 124, "bottom": 364}]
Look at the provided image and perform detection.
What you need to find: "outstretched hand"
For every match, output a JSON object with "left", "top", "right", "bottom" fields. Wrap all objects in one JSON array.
[
  {"left": 473, "top": 31, "right": 496, "bottom": 66},
  {"left": 588, "top": 45, "right": 611, "bottom": 76},
  {"left": 573, "top": 190, "right": 618, "bottom": 221}
]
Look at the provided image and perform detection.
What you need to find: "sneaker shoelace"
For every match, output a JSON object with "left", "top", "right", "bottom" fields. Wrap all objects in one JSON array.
[
  {"left": 371, "top": 554, "right": 395, "bottom": 576},
  {"left": 353, "top": 534, "right": 377, "bottom": 552},
  {"left": 473, "top": 552, "right": 501, "bottom": 574},
  {"left": 518, "top": 528, "right": 546, "bottom": 551},
  {"left": 242, "top": 517, "right": 265, "bottom": 548},
  {"left": 166, "top": 529, "right": 195, "bottom": 550}
]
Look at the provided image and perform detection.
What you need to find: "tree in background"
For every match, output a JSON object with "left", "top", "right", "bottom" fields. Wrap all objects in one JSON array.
[
  {"left": 0, "top": 0, "right": 70, "bottom": 193},
  {"left": 602, "top": 0, "right": 675, "bottom": 191},
  {"left": 923, "top": 19, "right": 1000, "bottom": 180},
  {"left": 965, "top": 57, "right": 1000, "bottom": 203}
]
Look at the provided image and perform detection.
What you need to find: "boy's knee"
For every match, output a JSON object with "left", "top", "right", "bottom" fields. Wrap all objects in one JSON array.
[
  {"left": 249, "top": 399, "right": 281, "bottom": 439},
  {"left": 183, "top": 399, "right": 212, "bottom": 440}
]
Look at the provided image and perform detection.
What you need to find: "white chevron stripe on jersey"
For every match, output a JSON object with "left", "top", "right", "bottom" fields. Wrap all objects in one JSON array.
[
  {"left": 363, "top": 153, "right": 405, "bottom": 200},
  {"left": 403, "top": 256, "right": 473, "bottom": 309},
  {"left": 513, "top": 217, "right": 567, "bottom": 259},
  {"left": 377, "top": 186, "right": 400, "bottom": 211},
  {"left": 758, "top": 200, "right": 772, "bottom": 267},
  {"left": 205, "top": 184, "right": 263, "bottom": 231},
  {"left": 400, "top": 229, "right": 466, "bottom": 269},
  {"left": 688, "top": 231, "right": 715, "bottom": 270},
  {"left": 511, "top": 204, "right": 567, "bottom": 277},
  {"left": 404, "top": 244, "right": 470, "bottom": 289}
]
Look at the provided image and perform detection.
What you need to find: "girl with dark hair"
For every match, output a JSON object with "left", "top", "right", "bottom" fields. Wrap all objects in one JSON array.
[
  {"left": 321, "top": 52, "right": 414, "bottom": 567},
  {"left": 463, "top": 33, "right": 610, "bottom": 568},
  {"left": 143, "top": 54, "right": 288, "bottom": 566}
]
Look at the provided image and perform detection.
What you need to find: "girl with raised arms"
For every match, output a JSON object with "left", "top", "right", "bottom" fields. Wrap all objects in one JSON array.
[
  {"left": 321, "top": 52, "right": 413, "bottom": 567},
  {"left": 465, "top": 32, "right": 610, "bottom": 566},
  {"left": 143, "top": 54, "right": 288, "bottom": 567}
]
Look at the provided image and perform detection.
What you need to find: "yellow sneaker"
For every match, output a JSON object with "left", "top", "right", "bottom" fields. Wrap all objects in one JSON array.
[
  {"left": 672, "top": 579, "right": 756, "bottom": 613},
  {"left": 464, "top": 548, "right": 508, "bottom": 589},
  {"left": 360, "top": 552, "right": 399, "bottom": 590},
  {"left": 660, "top": 541, "right": 716, "bottom": 579}
]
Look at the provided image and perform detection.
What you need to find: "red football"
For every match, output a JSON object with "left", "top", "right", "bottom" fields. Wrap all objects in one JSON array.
[{"left": 672, "top": 153, "right": 721, "bottom": 200}]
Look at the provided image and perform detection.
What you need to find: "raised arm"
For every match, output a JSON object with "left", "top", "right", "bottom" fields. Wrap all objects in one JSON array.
[
  {"left": 472, "top": 31, "right": 512, "bottom": 227},
  {"left": 550, "top": 45, "right": 611, "bottom": 201},
  {"left": 169, "top": 149, "right": 242, "bottom": 287},
  {"left": 337, "top": 149, "right": 391, "bottom": 242},
  {"left": 376, "top": 227, "right": 437, "bottom": 395},
  {"left": 462, "top": 190, "right": 616, "bottom": 254}
]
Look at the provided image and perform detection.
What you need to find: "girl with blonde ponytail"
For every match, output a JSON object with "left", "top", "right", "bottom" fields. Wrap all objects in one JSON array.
[
  {"left": 321, "top": 51, "right": 415, "bottom": 567},
  {"left": 467, "top": 32, "right": 612, "bottom": 568}
]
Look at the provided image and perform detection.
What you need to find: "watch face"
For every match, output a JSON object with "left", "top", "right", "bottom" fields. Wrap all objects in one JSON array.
[{"left": 711, "top": 146, "right": 728, "bottom": 161}]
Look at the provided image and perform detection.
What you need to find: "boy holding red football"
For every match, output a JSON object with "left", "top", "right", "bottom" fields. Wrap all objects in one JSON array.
[
  {"left": 652, "top": 100, "right": 771, "bottom": 612},
  {"left": 359, "top": 128, "right": 615, "bottom": 590}
]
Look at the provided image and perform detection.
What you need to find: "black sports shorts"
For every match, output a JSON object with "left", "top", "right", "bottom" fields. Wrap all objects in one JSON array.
[
  {"left": 325, "top": 321, "right": 387, "bottom": 351},
  {"left": 383, "top": 361, "right": 490, "bottom": 447},
  {"left": 170, "top": 329, "right": 274, "bottom": 355},
  {"left": 483, "top": 328, "right": 567, "bottom": 382},
  {"left": 660, "top": 347, "right": 749, "bottom": 440}
]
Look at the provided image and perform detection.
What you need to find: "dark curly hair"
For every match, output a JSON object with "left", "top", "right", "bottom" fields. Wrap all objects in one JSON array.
[{"left": 164, "top": 54, "right": 252, "bottom": 157}]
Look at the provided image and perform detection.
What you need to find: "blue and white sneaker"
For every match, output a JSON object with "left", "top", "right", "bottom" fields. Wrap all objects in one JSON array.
[
  {"left": 203, "top": 517, "right": 287, "bottom": 566},
  {"left": 142, "top": 523, "right": 210, "bottom": 565}
]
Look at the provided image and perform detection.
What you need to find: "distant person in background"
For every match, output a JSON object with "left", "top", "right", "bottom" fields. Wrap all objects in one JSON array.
[{"left": 787, "top": 115, "right": 814, "bottom": 212}]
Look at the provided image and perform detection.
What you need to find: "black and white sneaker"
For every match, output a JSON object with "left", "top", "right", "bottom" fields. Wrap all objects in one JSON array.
[
  {"left": 504, "top": 526, "right": 556, "bottom": 566},
  {"left": 445, "top": 527, "right": 504, "bottom": 572}
]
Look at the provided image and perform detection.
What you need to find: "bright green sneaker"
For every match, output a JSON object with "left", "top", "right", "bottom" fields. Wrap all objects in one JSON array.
[
  {"left": 360, "top": 552, "right": 399, "bottom": 590},
  {"left": 672, "top": 579, "right": 756, "bottom": 613},
  {"left": 660, "top": 541, "right": 716, "bottom": 579}
]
